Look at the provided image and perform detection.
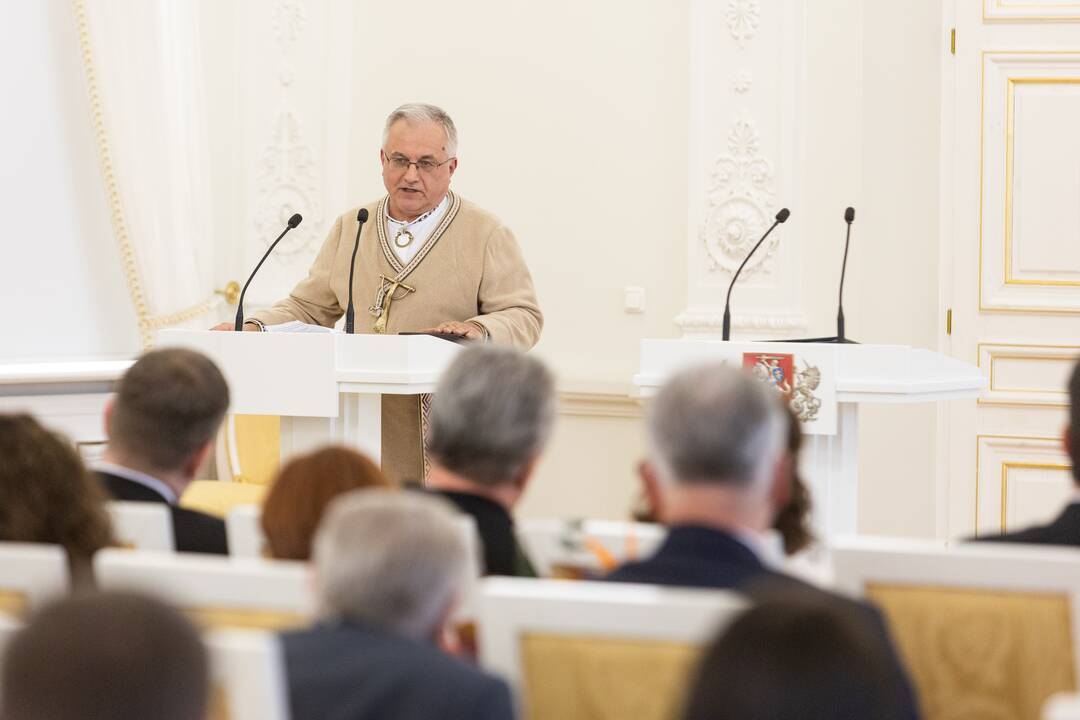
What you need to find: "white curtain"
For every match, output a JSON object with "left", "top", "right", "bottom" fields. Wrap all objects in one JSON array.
[{"left": 75, "top": 0, "right": 218, "bottom": 347}]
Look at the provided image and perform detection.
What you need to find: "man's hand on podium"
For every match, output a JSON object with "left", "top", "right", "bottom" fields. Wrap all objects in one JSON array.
[
  {"left": 419, "top": 320, "right": 486, "bottom": 341},
  {"left": 209, "top": 322, "right": 262, "bottom": 332}
]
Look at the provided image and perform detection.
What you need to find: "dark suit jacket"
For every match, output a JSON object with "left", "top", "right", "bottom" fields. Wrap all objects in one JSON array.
[
  {"left": 97, "top": 471, "right": 228, "bottom": 555},
  {"left": 973, "top": 502, "right": 1080, "bottom": 546},
  {"left": 282, "top": 621, "right": 514, "bottom": 720},
  {"left": 431, "top": 489, "right": 535, "bottom": 577},
  {"left": 607, "top": 525, "right": 922, "bottom": 720}
]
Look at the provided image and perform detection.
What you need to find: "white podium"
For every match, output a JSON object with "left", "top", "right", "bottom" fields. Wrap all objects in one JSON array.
[
  {"left": 158, "top": 330, "right": 462, "bottom": 464},
  {"left": 635, "top": 340, "right": 987, "bottom": 539}
]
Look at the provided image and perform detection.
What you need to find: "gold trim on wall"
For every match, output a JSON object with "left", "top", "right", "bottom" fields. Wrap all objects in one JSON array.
[
  {"left": 979, "top": 51, "right": 1080, "bottom": 314},
  {"left": 977, "top": 342, "right": 1078, "bottom": 407},
  {"left": 1001, "top": 461, "right": 1072, "bottom": 532},
  {"left": 985, "top": 0, "right": 1080, "bottom": 22},
  {"left": 975, "top": 434, "right": 1070, "bottom": 535},
  {"left": 1005, "top": 77, "right": 1080, "bottom": 287}
]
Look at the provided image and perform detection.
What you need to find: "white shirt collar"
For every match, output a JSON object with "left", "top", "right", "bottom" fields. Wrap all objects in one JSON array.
[
  {"left": 93, "top": 460, "right": 178, "bottom": 505},
  {"left": 730, "top": 526, "right": 786, "bottom": 568}
]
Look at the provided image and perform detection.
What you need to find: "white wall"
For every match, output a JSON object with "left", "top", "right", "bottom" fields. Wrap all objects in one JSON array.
[
  {"left": 2, "top": 0, "right": 947, "bottom": 534},
  {"left": 0, "top": 1, "right": 138, "bottom": 362}
]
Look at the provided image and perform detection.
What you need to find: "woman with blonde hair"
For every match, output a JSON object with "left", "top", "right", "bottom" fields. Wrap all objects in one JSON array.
[
  {"left": 0, "top": 414, "right": 114, "bottom": 587},
  {"left": 261, "top": 446, "right": 395, "bottom": 560}
]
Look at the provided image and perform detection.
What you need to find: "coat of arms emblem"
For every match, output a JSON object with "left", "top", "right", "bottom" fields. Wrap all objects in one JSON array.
[{"left": 743, "top": 352, "right": 822, "bottom": 422}]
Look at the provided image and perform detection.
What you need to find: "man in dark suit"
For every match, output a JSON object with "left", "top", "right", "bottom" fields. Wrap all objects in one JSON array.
[
  {"left": 976, "top": 359, "right": 1080, "bottom": 545},
  {"left": 606, "top": 363, "right": 921, "bottom": 720},
  {"left": 95, "top": 348, "right": 229, "bottom": 554},
  {"left": 283, "top": 491, "right": 513, "bottom": 720},
  {"left": 423, "top": 345, "right": 555, "bottom": 577}
]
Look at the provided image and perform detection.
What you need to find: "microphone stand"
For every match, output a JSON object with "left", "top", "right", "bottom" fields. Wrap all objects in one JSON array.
[
  {"left": 234, "top": 214, "right": 302, "bottom": 331},
  {"left": 723, "top": 208, "right": 790, "bottom": 341}
]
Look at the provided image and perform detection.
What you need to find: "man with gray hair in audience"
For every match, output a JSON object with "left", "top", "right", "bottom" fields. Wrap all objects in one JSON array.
[
  {"left": 608, "top": 362, "right": 922, "bottom": 719},
  {"left": 282, "top": 491, "right": 514, "bottom": 720},
  {"left": 424, "top": 344, "right": 555, "bottom": 576}
]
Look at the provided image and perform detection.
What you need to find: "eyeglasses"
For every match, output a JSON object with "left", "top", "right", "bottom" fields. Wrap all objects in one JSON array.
[{"left": 383, "top": 153, "right": 455, "bottom": 175}]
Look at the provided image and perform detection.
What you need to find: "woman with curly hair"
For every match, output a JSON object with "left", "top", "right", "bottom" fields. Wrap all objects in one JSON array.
[{"left": 0, "top": 414, "right": 115, "bottom": 587}]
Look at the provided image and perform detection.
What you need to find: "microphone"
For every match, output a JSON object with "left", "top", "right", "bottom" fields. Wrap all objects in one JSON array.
[
  {"left": 836, "top": 207, "right": 855, "bottom": 343},
  {"left": 344, "top": 208, "right": 370, "bottom": 334},
  {"left": 722, "top": 208, "right": 791, "bottom": 341},
  {"left": 234, "top": 213, "right": 302, "bottom": 331}
]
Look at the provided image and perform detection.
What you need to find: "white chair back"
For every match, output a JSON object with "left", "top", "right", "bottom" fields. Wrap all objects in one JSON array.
[
  {"left": 0, "top": 542, "right": 69, "bottom": 619},
  {"left": 516, "top": 518, "right": 666, "bottom": 578},
  {"left": 206, "top": 628, "right": 290, "bottom": 720},
  {"left": 226, "top": 505, "right": 266, "bottom": 558},
  {"left": 1046, "top": 693, "right": 1080, "bottom": 720},
  {"left": 94, "top": 548, "right": 314, "bottom": 631},
  {"left": 453, "top": 514, "right": 482, "bottom": 621},
  {"left": 107, "top": 501, "right": 174, "bottom": 551},
  {"left": 478, "top": 576, "right": 745, "bottom": 688}
]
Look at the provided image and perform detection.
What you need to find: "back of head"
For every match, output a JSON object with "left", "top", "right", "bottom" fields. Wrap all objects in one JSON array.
[
  {"left": 1070, "top": 359, "right": 1080, "bottom": 483},
  {"left": 1, "top": 591, "right": 208, "bottom": 720},
  {"left": 261, "top": 445, "right": 395, "bottom": 560},
  {"left": 649, "top": 363, "right": 785, "bottom": 489},
  {"left": 0, "top": 414, "right": 112, "bottom": 562},
  {"left": 425, "top": 346, "right": 555, "bottom": 488},
  {"left": 109, "top": 348, "right": 229, "bottom": 472},
  {"left": 682, "top": 594, "right": 903, "bottom": 720},
  {"left": 313, "top": 490, "right": 467, "bottom": 640}
]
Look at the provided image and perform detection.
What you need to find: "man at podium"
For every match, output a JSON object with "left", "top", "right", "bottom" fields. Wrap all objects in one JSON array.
[{"left": 221, "top": 103, "right": 543, "bottom": 484}]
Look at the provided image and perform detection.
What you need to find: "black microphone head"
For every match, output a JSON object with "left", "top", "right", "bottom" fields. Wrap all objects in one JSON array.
[
  {"left": 775, "top": 208, "right": 791, "bottom": 223},
  {"left": 357, "top": 208, "right": 369, "bottom": 223},
  {"left": 288, "top": 213, "right": 303, "bottom": 228},
  {"left": 844, "top": 206, "right": 855, "bottom": 223}
]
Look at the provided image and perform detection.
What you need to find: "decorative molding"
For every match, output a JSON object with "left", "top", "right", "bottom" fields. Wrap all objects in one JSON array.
[
  {"left": 699, "top": 117, "right": 778, "bottom": 277},
  {"left": 272, "top": 0, "right": 308, "bottom": 47},
  {"left": 975, "top": 434, "right": 1071, "bottom": 534},
  {"left": 726, "top": 0, "right": 760, "bottom": 47},
  {"left": 980, "top": 52, "right": 1080, "bottom": 314},
  {"left": 733, "top": 70, "right": 753, "bottom": 94},
  {"left": 675, "top": 309, "right": 808, "bottom": 334},
  {"left": 977, "top": 342, "right": 1078, "bottom": 407},
  {"left": 984, "top": 0, "right": 1080, "bottom": 22},
  {"left": 253, "top": 110, "right": 324, "bottom": 258},
  {"left": 558, "top": 390, "right": 643, "bottom": 419}
]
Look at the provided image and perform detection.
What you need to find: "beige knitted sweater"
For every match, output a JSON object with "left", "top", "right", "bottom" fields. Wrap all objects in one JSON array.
[{"left": 250, "top": 192, "right": 543, "bottom": 483}]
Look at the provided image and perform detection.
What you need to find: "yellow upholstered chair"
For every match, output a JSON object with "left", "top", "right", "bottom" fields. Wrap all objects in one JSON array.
[
  {"left": 0, "top": 542, "right": 69, "bottom": 620},
  {"left": 93, "top": 548, "right": 313, "bottom": 632},
  {"left": 478, "top": 577, "right": 745, "bottom": 720},
  {"left": 216, "top": 414, "right": 281, "bottom": 486},
  {"left": 833, "top": 537, "right": 1080, "bottom": 720},
  {"left": 181, "top": 480, "right": 269, "bottom": 520}
]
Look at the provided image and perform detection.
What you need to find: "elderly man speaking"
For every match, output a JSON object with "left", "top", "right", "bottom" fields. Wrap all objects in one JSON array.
[{"left": 218, "top": 104, "right": 543, "bottom": 485}]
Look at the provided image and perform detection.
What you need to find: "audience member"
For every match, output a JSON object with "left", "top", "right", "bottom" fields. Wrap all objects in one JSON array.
[
  {"left": 424, "top": 345, "right": 555, "bottom": 576},
  {"left": 606, "top": 363, "right": 921, "bottom": 719},
  {"left": 1, "top": 590, "right": 208, "bottom": 720},
  {"left": 772, "top": 404, "right": 814, "bottom": 555},
  {"left": 0, "top": 414, "right": 113, "bottom": 587},
  {"left": 282, "top": 491, "right": 513, "bottom": 720},
  {"left": 682, "top": 592, "right": 906, "bottom": 720},
  {"left": 261, "top": 445, "right": 395, "bottom": 560},
  {"left": 95, "top": 348, "right": 230, "bottom": 554},
  {"left": 976, "top": 358, "right": 1080, "bottom": 545}
]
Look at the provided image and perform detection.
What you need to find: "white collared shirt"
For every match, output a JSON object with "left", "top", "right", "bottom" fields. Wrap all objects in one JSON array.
[
  {"left": 385, "top": 194, "right": 449, "bottom": 265},
  {"left": 92, "top": 460, "right": 178, "bottom": 505}
]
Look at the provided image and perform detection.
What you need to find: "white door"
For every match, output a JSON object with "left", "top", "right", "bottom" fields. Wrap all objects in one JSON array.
[{"left": 945, "top": 0, "right": 1080, "bottom": 538}]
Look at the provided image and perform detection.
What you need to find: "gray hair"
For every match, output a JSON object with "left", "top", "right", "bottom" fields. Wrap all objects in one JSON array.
[
  {"left": 312, "top": 491, "right": 466, "bottom": 639},
  {"left": 383, "top": 103, "right": 458, "bottom": 157},
  {"left": 426, "top": 346, "right": 556, "bottom": 487},
  {"left": 648, "top": 363, "right": 786, "bottom": 491}
]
